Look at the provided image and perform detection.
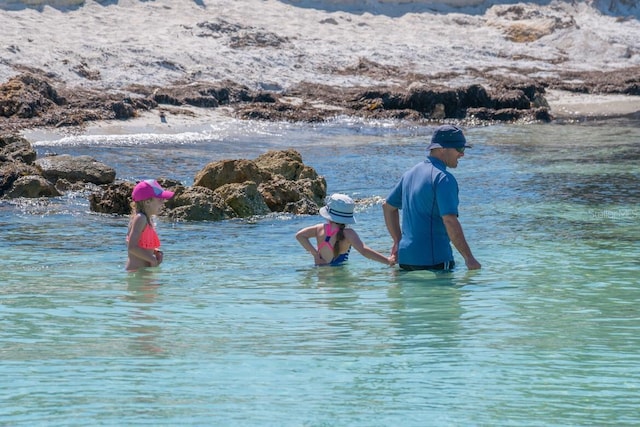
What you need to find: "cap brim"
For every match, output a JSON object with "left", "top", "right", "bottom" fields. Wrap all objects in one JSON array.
[{"left": 428, "top": 143, "right": 472, "bottom": 150}]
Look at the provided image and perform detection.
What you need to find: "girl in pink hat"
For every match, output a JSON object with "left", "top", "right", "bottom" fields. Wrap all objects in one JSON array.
[
  {"left": 125, "top": 179, "right": 174, "bottom": 271},
  {"left": 296, "top": 193, "right": 395, "bottom": 267}
]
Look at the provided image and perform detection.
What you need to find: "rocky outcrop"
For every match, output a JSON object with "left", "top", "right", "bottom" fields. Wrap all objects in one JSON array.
[
  {"left": 88, "top": 181, "right": 136, "bottom": 215},
  {"left": 150, "top": 80, "right": 276, "bottom": 108},
  {"left": 35, "top": 154, "right": 116, "bottom": 184},
  {"left": 0, "top": 72, "right": 555, "bottom": 133},
  {"left": 0, "top": 73, "right": 152, "bottom": 132},
  {"left": 87, "top": 149, "right": 326, "bottom": 221},
  {"left": 163, "top": 186, "right": 234, "bottom": 221},
  {"left": 1, "top": 132, "right": 325, "bottom": 220},
  {"left": 180, "top": 149, "right": 326, "bottom": 220},
  {"left": 0, "top": 133, "right": 37, "bottom": 163},
  {"left": 0, "top": 74, "right": 65, "bottom": 119},
  {"left": 193, "top": 159, "right": 267, "bottom": 189},
  {"left": 3, "top": 66, "right": 640, "bottom": 132},
  {"left": 0, "top": 134, "right": 115, "bottom": 198},
  {"left": 213, "top": 181, "right": 272, "bottom": 218},
  {"left": 233, "top": 80, "right": 554, "bottom": 123},
  {"left": 5, "top": 175, "right": 60, "bottom": 198}
]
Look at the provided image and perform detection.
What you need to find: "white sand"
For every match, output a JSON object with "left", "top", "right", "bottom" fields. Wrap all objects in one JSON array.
[
  {"left": 545, "top": 89, "right": 640, "bottom": 118},
  {"left": 2, "top": 0, "right": 640, "bottom": 136}
]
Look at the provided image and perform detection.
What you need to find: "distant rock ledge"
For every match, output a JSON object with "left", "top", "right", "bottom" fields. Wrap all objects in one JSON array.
[
  {"left": 2, "top": 64, "right": 639, "bottom": 134},
  {"left": 0, "top": 71, "right": 552, "bottom": 133}
]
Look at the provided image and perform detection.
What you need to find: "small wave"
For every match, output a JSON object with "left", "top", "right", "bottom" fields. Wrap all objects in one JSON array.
[{"left": 30, "top": 132, "right": 215, "bottom": 148}]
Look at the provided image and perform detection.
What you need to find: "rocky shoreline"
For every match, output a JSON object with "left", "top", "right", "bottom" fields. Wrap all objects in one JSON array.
[{"left": 2, "top": 65, "right": 640, "bottom": 136}]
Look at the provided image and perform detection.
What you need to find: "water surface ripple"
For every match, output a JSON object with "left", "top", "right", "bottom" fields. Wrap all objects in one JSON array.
[{"left": 2, "top": 120, "right": 639, "bottom": 426}]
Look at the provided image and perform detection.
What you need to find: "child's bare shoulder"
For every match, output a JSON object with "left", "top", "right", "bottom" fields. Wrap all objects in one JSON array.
[{"left": 343, "top": 227, "right": 359, "bottom": 238}]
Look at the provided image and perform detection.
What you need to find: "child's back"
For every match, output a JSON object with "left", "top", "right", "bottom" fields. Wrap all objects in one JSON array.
[{"left": 296, "top": 193, "right": 395, "bottom": 267}]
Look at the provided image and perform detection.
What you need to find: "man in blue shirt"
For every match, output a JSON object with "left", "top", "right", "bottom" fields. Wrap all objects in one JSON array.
[{"left": 383, "top": 125, "right": 481, "bottom": 271}]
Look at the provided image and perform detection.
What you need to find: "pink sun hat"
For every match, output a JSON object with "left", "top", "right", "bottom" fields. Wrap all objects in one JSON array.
[{"left": 132, "top": 179, "right": 174, "bottom": 202}]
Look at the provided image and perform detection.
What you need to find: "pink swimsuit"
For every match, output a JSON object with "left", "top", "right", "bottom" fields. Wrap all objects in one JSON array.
[
  {"left": 126, "top": 214, "right": 161, "bottom": 250},
  {"left": 317, "top": 223, "right": 350, "bottom": 265},
  {"left": 138, "top": 224, "right": 160, "bottom": 249},
  {"left": 318, "top": 223, "right": 339, "bottom": 252}
]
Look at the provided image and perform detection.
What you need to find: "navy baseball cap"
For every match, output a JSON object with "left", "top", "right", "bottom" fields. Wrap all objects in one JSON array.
[{"left": 427, "top": 125, "right": 473, "bottom": 150}]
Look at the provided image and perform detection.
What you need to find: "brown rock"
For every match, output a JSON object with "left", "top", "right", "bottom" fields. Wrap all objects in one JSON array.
[
  {"left": 214, "top": 181, "right": 271, "bottom": 217},
  {"left": 283, "top": 198, "right": 321, "bottom": 215},
  {"left": 259, "top": 175, "right": 326, "bottom": 212},
  {"left": 193, "top": 158, "right": 266, "bottom": 190},
  {"left": 165, "top": 186, "right": 235, "bottom": 221},
  {"left": 296, "top": 175, "right": 327, "bottom": 206},
  {"left": 0, "top": 134, "right": 37, "bottom": 164},
  {"left": 87, "top": 149, "right": 327, "bottom": 220},
  {"left": 0, "top": 162, "right": 41, "bottom": 197},
  {"left": 5, "top": 175, "right": 60, "bottom": 198},
  {"left": 254, "top": 149, "right": 308, "bottom": 180},
  {"left": 35, "top": 154, "right": 116, "bottom": 185},
  {"left": 0, "top": 74, "right": 64, "bottom": 119},
  {"left": 258, "top": 177, "right": 302, "bottom": 212},
  {"left": 89, "top": 181, "right": 135, "bottom": 215},
  {"left": 152, "top": 80, "right": 255, "bottom": 108},
  {"left": 492, "top": 89, "right": 531, "bottom": 110},
  {"left": 402, "top": 84, "right": 464, "bottom": 118}
]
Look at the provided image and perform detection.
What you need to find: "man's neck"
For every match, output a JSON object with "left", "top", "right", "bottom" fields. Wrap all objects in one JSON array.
[{"left": 428, "top": 149, "right": 446, "bottom": 163}]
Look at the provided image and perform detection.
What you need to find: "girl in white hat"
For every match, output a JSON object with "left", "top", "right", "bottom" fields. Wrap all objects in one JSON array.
[{"left": 296, "top": 193, "right": 395, "bottom": 267}]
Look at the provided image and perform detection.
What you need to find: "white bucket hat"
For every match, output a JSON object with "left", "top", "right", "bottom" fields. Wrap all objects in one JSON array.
[{"left": 319, "top": 193, "right": 356, "bottom": 224}]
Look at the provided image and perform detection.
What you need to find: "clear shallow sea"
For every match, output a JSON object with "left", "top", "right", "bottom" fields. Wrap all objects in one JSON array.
[{"left": 1, "top": 116, "right": 640, "bottom": 426}]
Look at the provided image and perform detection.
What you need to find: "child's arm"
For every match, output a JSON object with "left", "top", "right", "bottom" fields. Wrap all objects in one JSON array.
[
  {"left": 344, "top": 229, "right": 395, "bottom": 266},
  {"left": 127, "top": 215, "right": 159, "bottom": 267},
  {"left": 295, "top": 224, "right": 326, "bottom": 265}
]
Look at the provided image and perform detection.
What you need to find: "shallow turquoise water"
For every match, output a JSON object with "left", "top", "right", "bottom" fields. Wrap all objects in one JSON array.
[{"left": 1, "top": 118, "right": 640, "bottom": 425}]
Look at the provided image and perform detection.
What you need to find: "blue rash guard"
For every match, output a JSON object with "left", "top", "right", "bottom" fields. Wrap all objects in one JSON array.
[{"left": 386, "top": 156, "right": 459, "bottom": 266}]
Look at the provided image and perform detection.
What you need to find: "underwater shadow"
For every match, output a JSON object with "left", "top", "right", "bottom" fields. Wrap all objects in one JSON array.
[
  {"left": 385, "top": 269, "right": 467, "bottom": 347},
  {"left": 124, "top": 268, "right": 167, "bottom": 356}
]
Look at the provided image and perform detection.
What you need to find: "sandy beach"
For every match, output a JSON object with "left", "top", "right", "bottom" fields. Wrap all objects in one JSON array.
[
  {"left": 2, "top": 0, "right": 640, "bottom": 136},
  {"left": 544, "top": 90, "right": 640, "bottom": 119}
]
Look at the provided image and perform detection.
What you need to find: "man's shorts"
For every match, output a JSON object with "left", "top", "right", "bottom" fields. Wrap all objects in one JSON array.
[{"left": 399, "top": 260, "right": 455, "bottom": 271}]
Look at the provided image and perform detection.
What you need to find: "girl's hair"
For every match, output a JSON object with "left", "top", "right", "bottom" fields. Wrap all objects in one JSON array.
[
  {"left": 333, "top": 223, "right": 346, "bottom": 259},
  {"left": 130, "top": 200, "right": 153, "bottom": 228}
]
